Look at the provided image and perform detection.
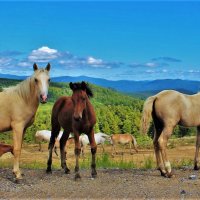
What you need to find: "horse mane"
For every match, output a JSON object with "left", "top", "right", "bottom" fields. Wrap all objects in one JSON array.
[
  {"left": 3, "top": 77, "right": 34, "bottom": 103},
  {"left": 3, "top": 69, "right": 47, "bottom": 103},
  {"left": 70, "top": 81, "right": 94, "bottom": 98}
]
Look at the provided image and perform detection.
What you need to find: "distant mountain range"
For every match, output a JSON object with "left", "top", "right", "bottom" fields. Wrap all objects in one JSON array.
[{"left": 1, "top": 73, "right": 200, "bottom": 96}]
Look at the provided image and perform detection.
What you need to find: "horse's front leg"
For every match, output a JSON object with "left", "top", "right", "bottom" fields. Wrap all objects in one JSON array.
[
  {"left": 88, "top": 129, "right": 97, "bottom": 178},
  {"left": 12, "top": 123, "right": 24, "bottom": 181},
  {"left": 74, "top": 132, "right": 81, "bottom": 180},
  {"left": 194, "top": 126, "right": 200, "bottom": 170},
  {"left": 101, "top": 143, "right": 105, "bottom": 153},
  {"left": 60, "top": 130, "right": 70, "bottom": 174},
  {"left": 46, "top": 128, "right": 60, "bottom": 173}
]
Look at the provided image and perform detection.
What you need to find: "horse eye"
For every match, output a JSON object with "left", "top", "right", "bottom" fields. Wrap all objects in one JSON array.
[
  {"left": 34, "top": 78, "right": 38, "bottom": 83},
  {"left": 82, "top": 97, "right": 86, "bottom": 101},
  {"left": 48, "top": 78, "right": 51, "bottom": 82}
]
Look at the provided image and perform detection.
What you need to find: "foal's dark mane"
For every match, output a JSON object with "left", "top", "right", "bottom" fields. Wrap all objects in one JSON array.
[{"left": 70, "top": 82, "right": 93, "bottom": 98}]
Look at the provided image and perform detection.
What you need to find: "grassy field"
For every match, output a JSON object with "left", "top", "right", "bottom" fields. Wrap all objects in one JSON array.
[{"left": 0, "top": 136, "right": 197, "bottom": 171}]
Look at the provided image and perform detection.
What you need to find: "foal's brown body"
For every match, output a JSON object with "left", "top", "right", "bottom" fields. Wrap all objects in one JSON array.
[{"left": 47, "top": 82, "right": 97, "bottom": 179}]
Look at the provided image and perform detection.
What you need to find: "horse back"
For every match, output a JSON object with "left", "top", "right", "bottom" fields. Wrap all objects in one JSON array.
[{"left": 153, "top": 90, "right": 198, "bottom": 126}]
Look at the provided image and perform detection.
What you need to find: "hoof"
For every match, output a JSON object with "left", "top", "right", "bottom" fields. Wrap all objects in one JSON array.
[
  {"left": 92, "top": 173, "right": 97, "bottom": 178},
  {"left": 14, "top": 178, "right": 23, "bottom": 184},
  {"left": 64, "top": 168, "right": 70, "bottom": 174},
  {"left": 194, "top": 165, "right": 199, "bottom": 170},
  {"left": 46, "top": 168, "right": 52, "bottom": 174},
  {"left": 158, "top": 169, "right": 167, "bottom": 177},
  {"left": 74, "top": 173, "right": 81, "bottom": 181},
  {"left": 91, "top": 169, "right": 97, "bottom": 178},
  {"left": 166, "top": 172, "right": 175, "bottom": 178}
]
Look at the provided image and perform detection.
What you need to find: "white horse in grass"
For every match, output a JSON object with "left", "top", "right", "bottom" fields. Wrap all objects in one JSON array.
[
  {"left": 80, "top": 132, "right": 111, "bottom": 156},
  {"left": 35, "top": 130, "right": 73, "bottom": 156}
]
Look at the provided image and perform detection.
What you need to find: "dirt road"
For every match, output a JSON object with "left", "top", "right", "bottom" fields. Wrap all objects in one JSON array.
[{"left": 0, "top": 167, "right": 200, "bottom": 199}]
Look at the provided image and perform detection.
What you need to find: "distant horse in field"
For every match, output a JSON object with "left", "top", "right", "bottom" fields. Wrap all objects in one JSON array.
[
  {"left": 80, "top": 132, "right": 111, "bottom": 156},
  {"left": 0, "top": 143, "right": 13, "bottom": 157},
  {"left": 0, "top": 63, "right": 50, "bottom": 181},
  {"left": 35, "top": 130, "right": 63, "bottom": 155},
  {"left": 47, "top": 81, "right": 97, "bottom": 180},
  {"left": 141, "top": 90, "right": 200, "bottom": 178},
  {"left": 35, "top": 130, "right": 73, "bottom": 156},
  {"left": 111, "top": 133, "right": 138, "bottom": 156}
]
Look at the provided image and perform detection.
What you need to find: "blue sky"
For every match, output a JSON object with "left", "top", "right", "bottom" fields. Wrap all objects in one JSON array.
[{"left": 0, "top": 1, "right": 200, "bottom": 81}]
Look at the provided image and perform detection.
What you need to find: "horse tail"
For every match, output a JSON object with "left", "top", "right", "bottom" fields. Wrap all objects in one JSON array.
[
  {"left": 131, "top": 135, "right": 138, "bottom": 152},
  {"left": 141, "top": 95, "right": 157, "bottom": 134}
]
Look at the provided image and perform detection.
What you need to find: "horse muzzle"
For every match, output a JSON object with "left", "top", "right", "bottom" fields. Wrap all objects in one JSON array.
[
  {"left": 40, "top": 94, "right": 48, "bottom": 104},
  {"left": 73, "top": 114, "right": 82, "bottom": 122}
]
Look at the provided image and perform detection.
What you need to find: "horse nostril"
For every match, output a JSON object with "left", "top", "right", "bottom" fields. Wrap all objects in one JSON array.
[
  {"left": 40, "top": 94, "right": 48, "bottom": 103},
  {"left": 74, "top": 115, "right": 81, "bottom": 121}
]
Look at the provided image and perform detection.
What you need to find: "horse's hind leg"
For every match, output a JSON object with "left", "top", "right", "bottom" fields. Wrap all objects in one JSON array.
[
  {"left": 74, "top": 131, "right": 81, "bottom": 180},
  {"left": 60, "top": 130, "right": 70, "bottom": 174},
  {"left": 194, "top": 126, "right": 200, "bottom": 170},
  {"left": 153, "top": 126, "right": 167, "bottom": 177},
  {"left": 129, "top": 142, "right": 133, "bottom": 155},
  {"left": 88, "top": 129, "right": 97, "bottom": 178},
  {"left": 158, "top": 126, "right": 174, "bottom": 178},
  {"left": 112, "top": 143, "right": 117, "bottom": 156},
  {"left": 46, "top": 126, "right": 60, "bottom": 173}
]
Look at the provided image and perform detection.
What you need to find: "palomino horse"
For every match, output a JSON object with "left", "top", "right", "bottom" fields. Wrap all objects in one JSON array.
[
  {"left": 111, "top": 133, "right": 138, "bottom": 156},
  {"left": 47, "top": 81, "right": 97, "bottom": 180},
  {"left": 0, "top": 143, "right": 13, "bottom": 157},
  {"left": 79, "top": 132, "right": 111, "bottom": 156},
  {"left": 0, "top": 63, "right": 50, "bottom": 181},
  {"left": 141, "top": 90, "right": 200, "bottom": 178}
]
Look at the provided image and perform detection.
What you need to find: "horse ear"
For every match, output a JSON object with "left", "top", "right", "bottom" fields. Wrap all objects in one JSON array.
[
  {"left": 81, "top": 81, "right": 87, "bottom": 90},
  {"left": 69, "top": 82, "right": 74, "bottom": 90},
  {"left": 33, "top": 63, "right": 38, "bottom": 71},
  {"left": 45, "top": 63, "right": 51, "bottom": 71}
]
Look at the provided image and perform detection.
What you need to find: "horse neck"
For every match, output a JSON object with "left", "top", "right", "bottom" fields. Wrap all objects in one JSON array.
[
  {"left": 17, "top": 77, "right": 39, "bottom": 109},
  {"left": 83, "top": 99, "right": 95, "bottom": 122}
]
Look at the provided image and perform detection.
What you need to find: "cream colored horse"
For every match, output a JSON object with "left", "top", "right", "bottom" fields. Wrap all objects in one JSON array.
[
  {"left": 0, "top": 63, "right": 50, "bottom": 181},
  {"left": 141, "top": 90, "right": 200, "bottom": 178}
]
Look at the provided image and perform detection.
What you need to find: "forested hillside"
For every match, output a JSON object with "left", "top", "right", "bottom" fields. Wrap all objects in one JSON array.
[{"left": 0, "top": 78, "right": 195, "bottom": 145}]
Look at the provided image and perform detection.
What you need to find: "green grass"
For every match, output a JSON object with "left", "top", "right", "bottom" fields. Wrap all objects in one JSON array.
[
  {"left": 0, "top": 156, "right": 195, "bottom": 172},
  {"left": 80, "top": 153, "right": 137, "bottom": 169},
  {"left": 142, "top": 156, "right": 155, "bottom": 169}
]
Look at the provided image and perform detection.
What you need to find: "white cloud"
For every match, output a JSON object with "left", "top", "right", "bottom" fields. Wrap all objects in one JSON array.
[
  {"left": 28, "top": 46, "right": 59, "bottom": 62},
  {"left": 162, "top": 69, "right": 168, "bottom": 73},
  {"left": 146, "top": 62, "right": 156, "bottom": 67},
  {"left": 146, "top": 70, "right": 154, "bottom": 73},
  {"left": 0, "top": 57, "right": 12, "bottom": 66},
  {"left": 17, "top": 61, "right": 31, "bottom": 67},
  {"left": 87, "top": 56, "right": 103, "bottom": 65}
]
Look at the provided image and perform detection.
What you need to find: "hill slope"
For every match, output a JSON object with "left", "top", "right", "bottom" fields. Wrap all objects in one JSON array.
[{"left": 1, "top": 73, "right": 200, "bottom": 95}]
